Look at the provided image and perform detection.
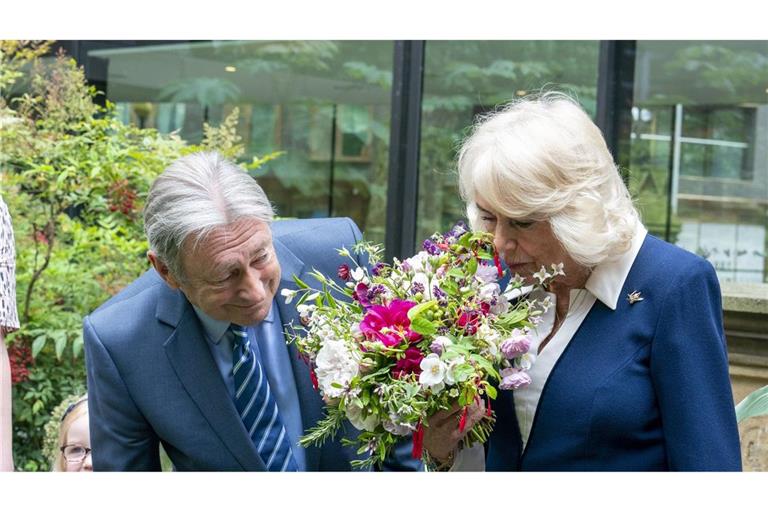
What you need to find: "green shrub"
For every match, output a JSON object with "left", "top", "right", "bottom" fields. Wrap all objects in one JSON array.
[{"left": 1, "top": 41, "right": 277, "bottom": 470}]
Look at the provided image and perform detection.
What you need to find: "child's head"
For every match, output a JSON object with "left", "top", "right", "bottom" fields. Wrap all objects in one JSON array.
[{"left": 53, "top": 394, "right": 91, "bottom": 472}]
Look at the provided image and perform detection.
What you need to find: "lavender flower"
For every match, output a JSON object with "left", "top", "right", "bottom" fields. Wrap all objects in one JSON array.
[
  {"left": 499, "top": 367, "right": 532, "bottom": 390},
  {"left": 500, "top": 331, "right": 532, "bottom": 359},
  {"left": 371, "top": 262, "right": 387, "bottom": 276},
  {"left": 410, "top": 281, "right": 425, "bottom": 295}
]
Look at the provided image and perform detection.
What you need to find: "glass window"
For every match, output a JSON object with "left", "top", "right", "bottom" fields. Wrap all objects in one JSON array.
[
  {"left": 89, "top": 41, "right": 394, "bottom": 244},
  {"left": 629, "top": 41, "right": 768, "bottom": 283},
  {"left": 416, "top": 41, "right": 601, "bottom": 243}
]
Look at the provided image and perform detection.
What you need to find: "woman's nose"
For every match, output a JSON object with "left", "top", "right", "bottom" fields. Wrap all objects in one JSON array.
[
  {"left": 494, "top": 224, "right": 516, "bottom": 259},
  {"left": 82, "top": 451, "right": 93, "bottom": 471}
]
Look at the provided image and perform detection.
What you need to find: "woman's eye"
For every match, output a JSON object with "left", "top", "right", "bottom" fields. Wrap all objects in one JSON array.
[
  {"left": 510, "top": 220, "right": 534, "bottom": 229},
  {"left": 481, "top": 216, "right": 496, "bottom": 223}
]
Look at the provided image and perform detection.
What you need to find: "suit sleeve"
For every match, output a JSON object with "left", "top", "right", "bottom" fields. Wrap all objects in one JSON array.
[
  {"left": 650, "top": 258, "right": 742, "bottom": 470},
  {"left": 84, "top": 316, "right": 161, "bottom": 471}
]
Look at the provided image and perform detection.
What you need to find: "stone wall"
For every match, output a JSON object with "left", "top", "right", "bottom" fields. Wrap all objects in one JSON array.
[{"left": 722, "top": 282, "right": 768, "bottom": 472}]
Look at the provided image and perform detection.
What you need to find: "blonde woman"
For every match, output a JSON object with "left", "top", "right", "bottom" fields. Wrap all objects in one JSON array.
[
  {"left": 52, "top": 395, "right": 92, "bottom": 472},
  {"left": 423, "top": 92, "right": 741, "bottom": 471},
  {"left": 1, "top": 195, "right": 20, "bottom": 472}
]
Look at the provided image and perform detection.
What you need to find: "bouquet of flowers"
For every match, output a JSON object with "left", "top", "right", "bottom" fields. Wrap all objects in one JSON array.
[{"left": 281, "top": 222, "right": 561, "bottom": 468}]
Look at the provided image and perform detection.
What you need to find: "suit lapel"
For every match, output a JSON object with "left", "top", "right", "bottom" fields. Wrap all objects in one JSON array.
[
  {"left": 273, "top": 238, "right": 326, "bottom": 471},
  {"left": 158, "top": 285, "right": 266, "bottom": 471}
]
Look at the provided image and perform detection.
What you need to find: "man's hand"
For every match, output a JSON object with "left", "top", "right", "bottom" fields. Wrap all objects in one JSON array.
[{"left": 422, "top": 399, "right": 486, "bottom": 464}]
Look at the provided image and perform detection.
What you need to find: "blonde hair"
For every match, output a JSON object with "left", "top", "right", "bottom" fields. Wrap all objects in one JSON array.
[
  {"left": 457, "top": 91, "right": 639, "bottom": 268},
  {"left": 52, "top": 394, "right": 88, "bottom": 472}
]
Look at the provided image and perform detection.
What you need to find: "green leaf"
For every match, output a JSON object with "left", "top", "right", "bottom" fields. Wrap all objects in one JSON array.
[
  {"left": 293, "top": 275, "right": 310, "bottom": 289},
  {"left": 31, "top": 335, "right": 47, "bottom": 358},
  {"left": 407, "top": 299, "right": 437, "bottom": 321},
  {"left": 410, "top": 316, "right": 437, "bottom": 336},
  {"left": 736, "top": 385, "right": 768, "bottom": 423},
  {"left": 53, "top": 330, "right": 68, "bottom": 360},
  {"left": 466, "top": 257, "right": 478, "bottom": 276},
  {"left": 485, "top": 384, "right": 497, "bottom": 400},
  {"left": 447, "top": 268, "right": 464, "bottom": 279}
]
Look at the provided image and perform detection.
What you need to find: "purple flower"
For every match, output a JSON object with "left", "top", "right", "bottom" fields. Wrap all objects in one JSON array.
[
  {"left": 429, "top": 336, "right": 452, "bottom": 356},
  {"left": 353, "top": 282, "right": 371, "bottom": 308},
  {"left": 410, "top": 281, "right": 425, "bottom": 295},
  {"left": 500, "top": 332, "right": 532, "bottom": 359},
  {"left": 422, "top": 239, "right": 442, "bottom": 256},
  {"left": 499, "top": 368, "right": 532, "bottom": 390},
  {"left": 447, "top": 220, "right": 468, "bottom": 238},
  {"left": 367, "top": 284, "right": 387, "bottom": 303},
  {"left": 371, "top": 262, "right": 387, "bottom": 276}
]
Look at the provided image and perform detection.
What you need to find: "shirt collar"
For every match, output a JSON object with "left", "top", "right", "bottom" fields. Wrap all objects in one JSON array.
[
  {"left": 584, "top": 223, "right": 648, "bottom": 311},
  {"left": 192, "top": 301, "right": 276, "bottom": 345}
]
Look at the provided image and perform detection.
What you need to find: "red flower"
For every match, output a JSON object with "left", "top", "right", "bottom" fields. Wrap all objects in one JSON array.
[
  {"left": 8, "top": 343, "right": 33, "bottom": 384},
  {"left": 457, "top": 309, "right": 481, "bottom": 335},
  {"left": 359, "top": 299, "right": 422, "bottom": 347},
  {"left": 392, "top": 346, "right": 424, "bottom": 378},
  {"left": 337, "top": 264, "right": 351, "bottom": 281}
]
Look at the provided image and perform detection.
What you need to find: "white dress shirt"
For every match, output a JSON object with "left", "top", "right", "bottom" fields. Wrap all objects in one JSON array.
[{"left": 452, "top": 223, "right": 648, "bottom": 470}]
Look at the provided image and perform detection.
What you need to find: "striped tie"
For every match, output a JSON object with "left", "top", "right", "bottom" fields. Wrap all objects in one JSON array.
[{"left": 230, "top": 324, "right": 298, "bottom": 472}]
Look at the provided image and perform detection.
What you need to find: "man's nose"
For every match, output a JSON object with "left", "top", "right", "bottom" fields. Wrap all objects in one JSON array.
[{"left": 239, "top": 268, "right": 267, "bottom": 301}]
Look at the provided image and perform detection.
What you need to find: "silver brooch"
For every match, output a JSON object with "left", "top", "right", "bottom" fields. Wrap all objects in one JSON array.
[{"left": 627, "top": 290, "right": 643, "bottom": 305}]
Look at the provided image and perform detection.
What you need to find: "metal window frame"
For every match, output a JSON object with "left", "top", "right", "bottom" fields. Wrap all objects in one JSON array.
[{"left": 384, "top": 41, "right": 426, "bottom": 262}]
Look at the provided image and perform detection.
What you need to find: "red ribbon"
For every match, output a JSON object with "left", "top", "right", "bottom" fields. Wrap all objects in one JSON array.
[
  {"left": 458, "top": 406, "right": 468, "bottom": 433},
  {"left": 412, "top": 421, "right": 424, "bottom": 459},
  {"left": 493, "top": 251, "right": 503, "bottom": 278},
  {"left": 309, "top": 368, "right": 319, "bottom": 390}
]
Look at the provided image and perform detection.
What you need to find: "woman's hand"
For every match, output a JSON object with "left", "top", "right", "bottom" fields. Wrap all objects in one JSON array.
[{"left": 423, "top": 399, "right": 486, "bottom": 464}]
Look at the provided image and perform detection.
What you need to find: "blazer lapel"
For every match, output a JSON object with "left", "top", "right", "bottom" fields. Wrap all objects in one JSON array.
[
  {"left": 273, "top": 238, "right": 326, "bottom": 471},
  {"left": 158, "top": 285, "right": 267, "bottom": 471}
]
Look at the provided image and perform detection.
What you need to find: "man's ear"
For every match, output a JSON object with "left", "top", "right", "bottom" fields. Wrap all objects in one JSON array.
[{"left": 147, "top": 250, "right": 181, "bottom": 290}]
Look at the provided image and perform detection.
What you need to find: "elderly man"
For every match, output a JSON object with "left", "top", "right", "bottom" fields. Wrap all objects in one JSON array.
[{"left": 84, "top": 151, "right": 418, "bottom": 471}]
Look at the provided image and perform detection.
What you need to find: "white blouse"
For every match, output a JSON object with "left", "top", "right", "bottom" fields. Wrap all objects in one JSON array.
[{"left": 451, "top": 224, "right": 648, "bottom": 471}]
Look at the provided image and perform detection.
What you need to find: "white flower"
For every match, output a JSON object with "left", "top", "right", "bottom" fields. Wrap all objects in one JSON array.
[
  {"left": 550, "top": 262, "right": 565, "bottom": 277},
  {"left": 443, "top": 355, "right": 466, "bottom": 385},
  {"left": 350, "top": 267, "right": 366, "bottom": 282},
  {"left": 503, "top": 284, "right": 534, "bottom": 301},
  {"left": 314, "top": 339, "right": 360, "bottom": 398},
  {"left": 296, "top": 303, "right": 315, "bottom": 321},
  {"left": 346, "top": 402, "right": 379, "bottom": 432},
  {"left": 490, "top": 299, "right": 510, "bottom": 316},
  {"left": 474, "top": 264, "right": 499, "bottom": 284},
  {"left": 419, "top": 354, "right": 446, "bottom": 393},
  {"left": 478, "top": 282, "right": 501, "bottom": 303},
  {"left": 280, "top": 288, "right": 298, "bottom": 304},
  {"left": 404, "top": 251, "right": 432, "bottom": 273},
  {"left": 532, "top": 266, "right": 552, "bottom": 285}
]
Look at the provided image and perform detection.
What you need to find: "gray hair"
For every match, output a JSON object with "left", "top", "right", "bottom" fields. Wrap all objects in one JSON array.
[
  {"left": 143, "top": 151, "right": 275, "bottom": 279},
  {"left": 457, "top": 91, "right": 640, "bottom": 268}
]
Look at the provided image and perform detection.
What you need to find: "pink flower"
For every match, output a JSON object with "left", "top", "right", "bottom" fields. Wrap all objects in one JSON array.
[
  {"left": 392, "top": 346, "right": 424, "bottom": 378},
  {"left": 359, "top": 299, "right": 422, "bottom": 347},
  {"left": 499, "top": 367, "right": 532, "bottom": 390},
  {"left": 500, "top": 331, "right": 532, "bottom": 359}
]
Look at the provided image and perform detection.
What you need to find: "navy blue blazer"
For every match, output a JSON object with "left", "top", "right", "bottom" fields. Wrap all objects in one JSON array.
[
  {"left": 84, "top": 217, "right": 420, "bottom": 471},
  {"left": 486, "top": 234, "right": 742, "bottom": 471}
]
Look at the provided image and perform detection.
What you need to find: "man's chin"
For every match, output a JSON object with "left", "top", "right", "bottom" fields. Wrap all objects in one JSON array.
[{"left": 230, "top": 304, "right": 269, "bottom": 326}]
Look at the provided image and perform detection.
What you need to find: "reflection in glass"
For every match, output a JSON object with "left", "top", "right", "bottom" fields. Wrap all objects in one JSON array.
[
  {"left": 629, "top": 41, "right": 768, "bottom": 282},
  {"left": 417, "top": 41, "right": 600, "bottom": 244},
  {"left": 90, "top": 41, "right": 394, "bottom": 244}
]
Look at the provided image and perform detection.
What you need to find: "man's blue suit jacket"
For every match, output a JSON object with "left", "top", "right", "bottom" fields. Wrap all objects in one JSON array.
[
  {"left": 84, "top": 217, "right": 420, "bottom": 471},
  {"left": 486, "top": 234, "right": 742, "bottom": 471}
]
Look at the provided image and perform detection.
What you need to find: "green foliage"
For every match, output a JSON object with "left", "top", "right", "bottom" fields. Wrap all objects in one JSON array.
[{"left": 1, "top": 42, "right": 274, "bottom": 470}]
